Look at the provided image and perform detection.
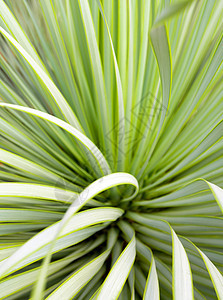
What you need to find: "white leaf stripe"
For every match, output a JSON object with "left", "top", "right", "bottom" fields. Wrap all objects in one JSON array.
[
  {"left": 96, "top": 235, "right": 136, "bottom": 300},
  {"left": 197, "top": 248, "right": 223, "bottom": 300},
  {"left": 206, "top": 181, "right": 223, "bottom": 213},
  {"left": 0, "top": 148, "right": 70, "bottom": 183},
  {"left": 0, "top": 183, "right": 78, "bottom": 203},
  {"left": 143, "top": 254, "right": 160, "bottom": 300},
  {"left": 171, "top": 229, "right": 194, "bottom": 300}
]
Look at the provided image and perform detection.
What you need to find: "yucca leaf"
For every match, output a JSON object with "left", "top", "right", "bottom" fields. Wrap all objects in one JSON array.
[
  {"left": 46, "top": 249, "right": 110, "bottom": 300},
  {"left": 196, "top": 248, "right": 223, "bottom": 299},
  {"left": 96, "top": 235, "right": 136, "bottom": 299},
  {"left": 171, "top": 229, "right": 193, "bottom": 300},
  {"left": 143, "top": 250, "right": 159, "bottom": 300}
]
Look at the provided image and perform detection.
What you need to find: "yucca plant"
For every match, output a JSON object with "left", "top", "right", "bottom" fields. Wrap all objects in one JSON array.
[{"left": 0, "top": 0, "right": 223, "bottom": 299}]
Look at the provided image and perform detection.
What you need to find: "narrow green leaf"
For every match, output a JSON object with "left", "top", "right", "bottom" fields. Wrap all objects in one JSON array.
[
  {"left": 138, "top": 24, "right": 172, "bottom": 178},
  {"left": 97, "top": 0, "right": 125, "bottom": 170},
  {"left": 0, "top": 148, "right": 68, "bottom": 184},
  {"left": 143, "top": 253, "right": 159, "bottom": 300},
  {"left": 206, "top": 181, "right": 223, "bottom": 213},
  {"left": 77, "top": 0, "right": 111, "bottom": 151},
  {"left": 96, "top": 235, "right": 136, "bottom": 299},
  {"left": 150, "top": 24, "right": 172, "bottom": 133},
  {"left": 171, "top": 229, "right": 194, "bottom": 300},
  {"left": 154, "top": 0, "right": 196, "bottom": 26},
  {"left": 0, "top": 182, "right": 78, "bottom": 203},
  {"left": 197, "top": 248, "right": 223, "bottom": 299}
]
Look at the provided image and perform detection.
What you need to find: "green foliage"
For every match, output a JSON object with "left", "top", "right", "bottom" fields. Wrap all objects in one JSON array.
[{"left": 0, "top": 0, "right": 223, "bottom": 299}]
